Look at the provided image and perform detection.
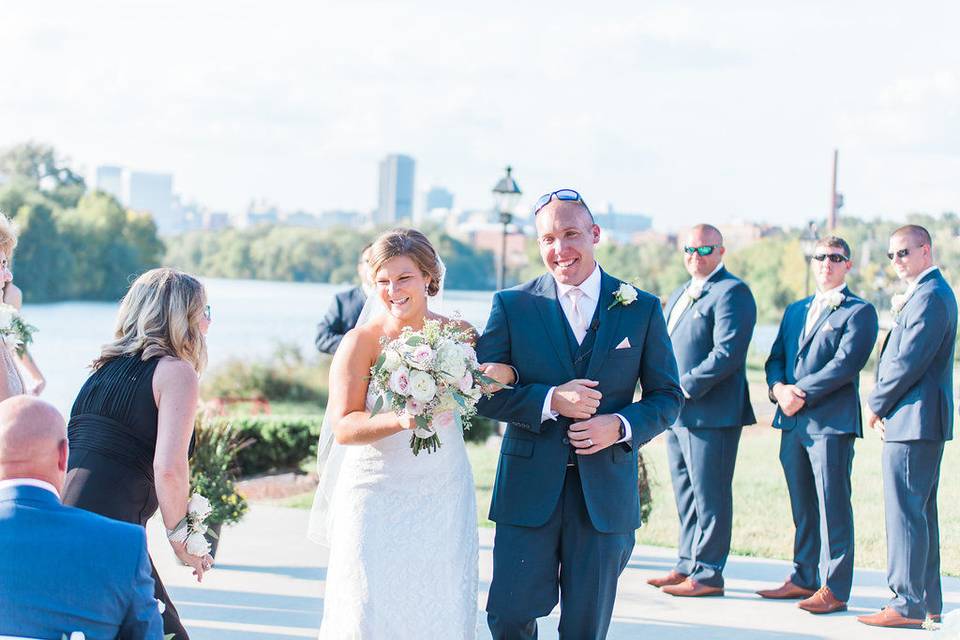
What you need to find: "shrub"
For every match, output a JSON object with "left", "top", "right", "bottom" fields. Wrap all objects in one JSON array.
[
  {"left": 464, "top": 415, "right": 498, "bottom": 443},
  {"left": 202, "top": 343, "right": 331, "bottom": 404},
  {"left": 190, "top": 416, "right": 252, "bottom": 526},
  {"left": 206, "top": 415, "right": 324, "bottom": 476}
]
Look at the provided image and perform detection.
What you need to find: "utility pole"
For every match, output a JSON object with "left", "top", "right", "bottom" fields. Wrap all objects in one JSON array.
[{"left": 829, "top": 149, "right": 842, "bottom": 231}]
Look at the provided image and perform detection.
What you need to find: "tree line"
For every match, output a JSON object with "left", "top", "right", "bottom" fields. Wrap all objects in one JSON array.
[{"left": 0, "top": 143, "right": 164, "bottom": 302}]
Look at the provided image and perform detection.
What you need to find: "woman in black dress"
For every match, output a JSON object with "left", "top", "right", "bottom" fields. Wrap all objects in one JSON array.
[{"left": 63, "top": 267, "right": 213, "bottom": 639}]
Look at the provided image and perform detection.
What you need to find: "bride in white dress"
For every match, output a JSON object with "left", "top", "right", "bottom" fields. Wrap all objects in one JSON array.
[{"left": 309, "top": 229, "right": 515, "bottom": 639}]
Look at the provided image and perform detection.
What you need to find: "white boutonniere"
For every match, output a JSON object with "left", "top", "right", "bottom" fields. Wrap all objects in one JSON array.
[
  {"left": 685, "top": 282, "right": 704, "bottom": 302},
  {"left": 891, "top": 293, "right": 908, "bottom": 318},
  {"left": 607, "top": 283, "right": 638, "bottom": 310},
  {"left": 824, "top": 290, "right": 844, "bottom": 310}
]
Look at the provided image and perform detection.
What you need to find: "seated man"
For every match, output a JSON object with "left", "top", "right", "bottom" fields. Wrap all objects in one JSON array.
[{"left": 0, "top": 396, "right": 163, "bottom": 639}]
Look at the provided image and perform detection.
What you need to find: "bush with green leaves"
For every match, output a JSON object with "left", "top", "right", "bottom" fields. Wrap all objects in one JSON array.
[
  {"left": 205, "top": 415, "right": 324, "bottom": 476},
  {"left": 189, "top": 416, "right": 252, "bottom": 526}
]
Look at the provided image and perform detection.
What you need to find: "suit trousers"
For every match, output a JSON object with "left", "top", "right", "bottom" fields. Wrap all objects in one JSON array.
[
  {"left": 882, "top": 440, "right": 944, "bottom": 619},
  {"left": 666, "top": 425, "right": 742, "bottom": 587},
  {"left": 779, "top": 430, "right": 855, "bottom": 600},
  {"left": 487, "top": 466, "right": 634, "bottom": 640}
]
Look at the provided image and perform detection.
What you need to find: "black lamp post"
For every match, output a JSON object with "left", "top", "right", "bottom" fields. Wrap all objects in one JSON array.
[
  {"left": 492, "top": 166, "right": 522, "bottom": 290},
  {"left": 800, "top": 220, "right": 820, "bottom": 297}
]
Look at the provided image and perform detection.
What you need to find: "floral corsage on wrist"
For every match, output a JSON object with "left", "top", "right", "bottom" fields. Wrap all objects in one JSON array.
[
  {"left": 607, "top": 283, "right": 639, "bottom": 310},
  {"left": 166, "top": 492, "right": 215, "bottom": 556}
]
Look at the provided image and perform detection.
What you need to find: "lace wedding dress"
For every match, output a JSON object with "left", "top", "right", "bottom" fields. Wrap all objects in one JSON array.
[
  {"left": 317, "top": 389, "right": 479, "bottom": 639},
  {"left": 0, "top": 336, "right": 25, "bottom": 399}
]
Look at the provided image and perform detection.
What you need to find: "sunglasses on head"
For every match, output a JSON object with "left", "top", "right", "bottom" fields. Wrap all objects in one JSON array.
[
  {"left": 887, "top": 246, "right": 923, "bottom": 261},
  {"left": 203, "top": 304, "right": 212, "bottom": 321},
  {"left": 683, "top": 245, "right": 721, "bottom": 256},
  {"left": 813, "top": 253, "right": 849, "bottom": 263},
  {"left": 533, "top": 189, "right": 590, "bottom": 216}
]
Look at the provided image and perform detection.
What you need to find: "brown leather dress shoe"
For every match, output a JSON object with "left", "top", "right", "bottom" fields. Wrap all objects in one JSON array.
[
  {"left": 798, "top": 587, "right": 846, "bottom": 614},
  {"left": 661, "top": 578, "right": 724, "bottom": 597},
  {"left": 756, "top": 580, "right": 817, "bottom": 600},
  {"left": 646, "top": 570, "right": 689, "bottom": 588},
  {"left": 857, "top": 608, "right": 924, "bottom": 629}
]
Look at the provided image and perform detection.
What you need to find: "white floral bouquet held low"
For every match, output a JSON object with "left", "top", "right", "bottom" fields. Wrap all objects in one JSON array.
[
  {"left": 166, "top": 492, "right": 216, "bottom": 557},
  {"left": 0, "top": 302, "right": 37, "bottom": 356},
  {"left": 368, "top": 316, "right": 509, "bottom": 456}
]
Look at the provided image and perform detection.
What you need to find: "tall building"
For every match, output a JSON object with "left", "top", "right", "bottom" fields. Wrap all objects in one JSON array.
[
  {"left": 94, "top": 165, "right": 124, "bottom": 201},
  {"left": 123, "top": 170, "right": 176, "bottom": 234},
  {"left": 376, "top": 154, "right": 415, "bottom": 224},
  {"left": 425, "top": 186, "right": 454, "bottom": 212}
]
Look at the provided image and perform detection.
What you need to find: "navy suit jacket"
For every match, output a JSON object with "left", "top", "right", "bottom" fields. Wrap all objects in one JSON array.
[
  {"left": 868, "top": 269, "right": 957, "bottom": 442},
  {"left": 765, "top": 288, "right": 879, "bottom": 436},
  {"left": 477, "top": 270, "right": 683, "bottom": 533},
  {"left": 0, "top": 484, "right": 163, "bottom": 639},
  {"left": 315, "top": 285, "right": 366, "bottom": 354},
  {"left": 664, "top": 267, "right": 757, "bottom": 428}
]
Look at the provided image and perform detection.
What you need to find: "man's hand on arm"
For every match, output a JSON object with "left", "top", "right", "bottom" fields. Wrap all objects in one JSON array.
[
  {"left": 550, "top": 379, "right": 601, "bottom": 420},
  {"left": 568, "top": 414, "right": 623, "bottom": 455},
  {"left": 772, "top": 382, "right": 806, "bottom": 417}
]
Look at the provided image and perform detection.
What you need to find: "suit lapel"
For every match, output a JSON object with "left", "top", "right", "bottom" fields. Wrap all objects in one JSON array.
[
  {"left": 532, "top": 275, "right": 577, "bottom": 379},
  {"left": 585, "top": 271, "right": 623, "bottom": 380},
  {"left": 797, "top": 289, "right": 845, "bottom": 353}
]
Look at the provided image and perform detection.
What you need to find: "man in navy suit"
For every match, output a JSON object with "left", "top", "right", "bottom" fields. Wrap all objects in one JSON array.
[
  {"left": 0, "top": 396, "right": 163, "bottom": 639},
  {"left": 858, "top": 225, "right": 957, "bottom": 629},
  {"left": 477, "top": 189, "right": 683, "bottom": 639},
  {"left": 648, "top": 223, "right": 756, "bottom": 597},
  {"left": 315, "top": 243, "right": 371, "bottom": 354},
  {"left": 758, "top": 236, "right": 878, "bottom": 614}
]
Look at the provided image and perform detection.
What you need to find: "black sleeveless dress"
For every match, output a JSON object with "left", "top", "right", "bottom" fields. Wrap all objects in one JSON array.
[{"left": 62, "top": 354, "right": 190, "bottom": 639}]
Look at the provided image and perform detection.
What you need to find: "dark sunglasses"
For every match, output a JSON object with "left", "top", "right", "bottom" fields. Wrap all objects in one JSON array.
[
  {"left": 533, "top": 189, "right": 590, "bottom": 216},
  {"left": 203, "top": 304, "right": 212, "bottom": 321},
  {"left": 813, "top": 253, "right": 849, "bottom": 263},
  {"left": 887, "top": 246, "right": 923, "bottom": 261},
  {"left": 683, "top": 245, "right": 721, "bottom": 256}
]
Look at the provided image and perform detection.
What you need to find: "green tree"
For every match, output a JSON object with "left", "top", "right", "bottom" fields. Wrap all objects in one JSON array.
[{"left": 0, "top": 142, "right": 86, "bottom": 209}]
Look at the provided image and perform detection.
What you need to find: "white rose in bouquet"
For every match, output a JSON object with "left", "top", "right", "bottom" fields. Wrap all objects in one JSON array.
[
  {"left": 389, "top": 366, "right": 411, "bottom": 395},
  {"left": 408, "top": 369, "right": 437, "bottom": 403},
  {"left": 0, "top": 303, "right": 15, "bottom": 330},
  {"left": 382, "top": 349, "right": 402, "bottom": 372},
  {"left": 405, "top": 397, "right": 425, "bottom": 416},
  {"left": 187, "top": 493, "right": 212, "bottom": 520},
  {"left": 186, "top": 531, "right": 211, "bottom": 556},
  {"left": 437, "top": 341, "right": 467, "bottom": 381},
  {"left": 408, "top": 344, "right": 434, "bottom": 369}
]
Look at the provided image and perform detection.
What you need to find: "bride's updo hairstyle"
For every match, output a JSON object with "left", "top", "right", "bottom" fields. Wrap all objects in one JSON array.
[
  {"left": 93, "top": 267, "right": 208, "bottom": 373},
  {"left": 368, "top": 229, "right": 442, "bottom": 296}
]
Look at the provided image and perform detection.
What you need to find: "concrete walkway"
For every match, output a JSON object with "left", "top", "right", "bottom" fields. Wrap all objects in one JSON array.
[{"left": 149, "top": 504, "right": 958, "bottom": 639}]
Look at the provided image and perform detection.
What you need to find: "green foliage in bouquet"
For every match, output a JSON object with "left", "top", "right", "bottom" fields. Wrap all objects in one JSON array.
[{"left": 190, "top": 415, "right": 254, "bottom": 526}]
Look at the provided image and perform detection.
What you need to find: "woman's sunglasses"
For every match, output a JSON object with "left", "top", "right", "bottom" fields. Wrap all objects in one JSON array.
[
  {"left": 533, "top": 189, "right": 590, "bottom": 216},
  {"left": 683, "top": 245, "right": 721, "bottom": 256},
  {"left": 812, "top": 253, "right": 849, "bottom": 263}
]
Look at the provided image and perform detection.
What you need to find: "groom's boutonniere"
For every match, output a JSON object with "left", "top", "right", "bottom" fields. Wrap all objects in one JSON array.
[
  {"left": 824, "top": 290, "right": 844, "bottom": 310},
  {"left": 891, "top": 293, "right": 908, "bottom": 318},
  {"left": 608, "top": 283, "right": 638, "bottom": 310}
]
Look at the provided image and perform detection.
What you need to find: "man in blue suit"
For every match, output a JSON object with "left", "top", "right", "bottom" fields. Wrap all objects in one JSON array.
[
  {"left": 0, "top": 396, "right": 163, "bottom": 639},
  {"left": 477, "top": 189, "right": 683, "bottom": 639},
  {"left": 859, "top": 225, "right": 957, "bottom": 629},
  {"left": 648, "top": 223, "right": 756, "bottom": 597},
  {"left": 758, "top": 236, "right": 879, "bottom": 614},
  {"left": 315, "top": 243, "right": 372, "bottom": 354}
]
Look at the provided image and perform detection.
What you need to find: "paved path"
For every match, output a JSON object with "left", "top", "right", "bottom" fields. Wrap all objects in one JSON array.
[{"left": 149, "top": 504, "right": 957, "bottom": 639}]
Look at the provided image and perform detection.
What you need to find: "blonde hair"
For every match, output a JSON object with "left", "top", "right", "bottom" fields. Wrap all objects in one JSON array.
[
  {"left": 0, "top": 214, "right": 18, "bottom": 258},
  {"left": 368, "top": 229, "right": 442, "bottom": 296},
  {"left": 93, "top": 268, "right": 208, "bottom": 373}
]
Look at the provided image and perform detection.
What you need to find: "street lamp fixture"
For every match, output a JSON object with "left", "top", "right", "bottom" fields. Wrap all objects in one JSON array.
[
  {"left": 801, "top": 220, "right": 820, "bottom": 297},
  {"left": 492, "top": 166, "right": 522, "bottom": 290}
]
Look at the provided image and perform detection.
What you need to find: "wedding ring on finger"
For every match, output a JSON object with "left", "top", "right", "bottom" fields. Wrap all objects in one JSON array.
[{"left": 586, "top": 438, "right": 593, "bottom": 447}]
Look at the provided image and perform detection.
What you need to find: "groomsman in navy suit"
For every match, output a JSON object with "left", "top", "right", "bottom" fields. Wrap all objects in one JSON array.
[
  {"left": 648, "top": 224, "right": 756, "bottom": 597},
  {"left": 859, "top": 225, "right": 957, "bottom": 629},
  {"left": 0, "top": 396, "right": 162, "bottom": 639},
  {"left": 478, "top": 189, "right": 683, "bottom": 639},
  {"left": 758, "top": 236, "right": 878, "bottom": 614}
]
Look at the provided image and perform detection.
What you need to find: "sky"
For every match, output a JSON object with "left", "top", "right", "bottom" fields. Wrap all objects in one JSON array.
[{"left": 3, "top": 1, "right": 959, "bottom": 230}]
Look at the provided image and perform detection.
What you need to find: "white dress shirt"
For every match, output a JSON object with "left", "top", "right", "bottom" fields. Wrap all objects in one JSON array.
[
  {"left": 540, "top": 263, "right": 632, "bottom": 444},
  {"left": 905, "top": 266, "right": 939, "bottom": 300},
  {"left": 803, "top": 282, "right": 846, "bottom": 339},
  {"left": 0, "top": 477, "right": 60, "bottom": 498},
  {"left": 667, "top": 262, "right": 725, "bottom": 335}
]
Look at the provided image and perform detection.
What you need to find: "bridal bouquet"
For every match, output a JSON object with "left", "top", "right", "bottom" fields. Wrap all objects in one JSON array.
[
  {"left": 369, "top": 317, "right": 504, "bottom": 455},
  {"left": 0, "top": 302, "right": 37, "bottom": 356},
  {"left": 166, "top": 492, "right": 216, "bottom": 556}
]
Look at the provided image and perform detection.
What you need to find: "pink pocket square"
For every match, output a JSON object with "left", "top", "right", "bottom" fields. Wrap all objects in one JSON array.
[{"left": 615, "top": 337, "right": 631, "bottom": 349}]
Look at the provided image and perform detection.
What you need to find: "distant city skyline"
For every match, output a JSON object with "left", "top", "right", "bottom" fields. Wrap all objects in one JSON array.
[{"left": 4, "top": 2, "right": 959, "bottom": 230}]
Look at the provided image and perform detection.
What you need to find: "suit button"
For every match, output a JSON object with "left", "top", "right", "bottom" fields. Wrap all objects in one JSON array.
[{"left": 562, "top": 437, "right": 570, "bottom": 445}]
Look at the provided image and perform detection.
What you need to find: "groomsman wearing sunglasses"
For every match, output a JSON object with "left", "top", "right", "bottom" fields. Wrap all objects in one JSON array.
[
  {"left": 758, "top": 236, "right": 878, "bottom": 614},
  {"left": 649, "top": 224, "right": 756, "bottom": 597},
  {"left": 858, "top": 225, "right": 956, "bottom": 629}
]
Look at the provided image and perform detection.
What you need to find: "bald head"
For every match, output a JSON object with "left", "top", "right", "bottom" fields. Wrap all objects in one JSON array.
[{"left": 0, "top": 396, "right": 68, "bottom": 491}]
